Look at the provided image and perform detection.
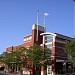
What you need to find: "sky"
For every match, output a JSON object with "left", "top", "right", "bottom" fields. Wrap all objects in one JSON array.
[{"left": 0, "top": 0, "right": 75, "bottom": 54}]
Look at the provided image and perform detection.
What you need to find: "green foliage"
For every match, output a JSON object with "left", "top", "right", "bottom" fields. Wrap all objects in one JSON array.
[
  {"left": 0, "top": 44, "right": 50, "bottom": 72},
  {"left": 0, "top": 47, "right": 28, "bottom": 68},
  {"left": 27, "top": 44, "right": 50, "bottom": 67},
  {"left": 0, "top": 52, "right": 12, "bottom": 65},
  {"left": 64, "top": 38, "right": 75, "bottom": 66}
]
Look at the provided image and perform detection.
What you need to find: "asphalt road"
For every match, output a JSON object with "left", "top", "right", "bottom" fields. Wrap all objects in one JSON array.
[
  {"left": 0, "top": 73, "right": 8, "bottom": 75},
  {"left": 0, "top": 71, "right": 15, "bottom": 75},
  {"left": 0, "top": 71, "right": 19, "bottom": 75}
]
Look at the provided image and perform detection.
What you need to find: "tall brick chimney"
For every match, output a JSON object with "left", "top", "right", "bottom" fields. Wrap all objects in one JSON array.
[{"left": 32, "top": 24, "right": 44, "bottom": 45}]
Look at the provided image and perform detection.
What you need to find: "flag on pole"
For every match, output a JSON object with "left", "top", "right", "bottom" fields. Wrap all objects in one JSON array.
[
  {"left": 44, "top": 13, "right": 49, "bottom": 16},
  {"left": 43, "top": 12, "right": 49, "bottom": 32}
]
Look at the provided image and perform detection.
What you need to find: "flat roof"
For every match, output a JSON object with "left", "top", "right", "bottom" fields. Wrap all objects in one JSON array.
[{"left": 40, "top": 32, "right": 72, "bottom": 40}]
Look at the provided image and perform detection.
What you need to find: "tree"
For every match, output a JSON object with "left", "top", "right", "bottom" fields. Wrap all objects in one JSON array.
[
  {"left": 0, "top": 52, "right": 12, "bottom": 65},
  {"left": 0, "top": 45, "right": 50, "bottom": 75},
  {"left": 0, "top": 47, "right": 27, "bottom": 74},
  {"left": 11, "top": 47, "right": 27, "bottom": 68},
  {"left": 64, "top": 38, "right": 75, "bottom": 66},
  {"left": 26, "top": 44, "right": 50, "bottom": 74}
]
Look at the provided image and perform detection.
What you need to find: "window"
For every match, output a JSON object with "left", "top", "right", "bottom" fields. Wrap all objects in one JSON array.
[
  {"left": 45, "top": 35, "right": 53, "bottom": 43},
  {"left": 46, "top": 44, "right": 52, "bottom": 50},
  {"left": 45, "top": 44, "right": 52, "bottom": 58}
]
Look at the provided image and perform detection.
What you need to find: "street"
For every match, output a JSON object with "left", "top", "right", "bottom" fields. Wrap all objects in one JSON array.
[
  {"left": 0, "top": 71, "right": 17, "bottom": 75},
  {"left": 0, "top": 71, "right": 8, "bottom": 75},
  {"left": 0, "top": 73, "right": 8, "bottom": 75}
]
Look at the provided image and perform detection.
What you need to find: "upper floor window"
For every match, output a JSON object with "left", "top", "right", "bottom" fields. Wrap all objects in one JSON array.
[
  {"left": 45, "top": 35, "right": 53, "bottom": 43},
  {"left": 24, "top": 36, "right": 32, "bottom": 42}
]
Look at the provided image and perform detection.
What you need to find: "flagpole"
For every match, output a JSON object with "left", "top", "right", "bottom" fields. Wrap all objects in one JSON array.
[
  {"left": 36, "top": 10, "right": 39, "bottom": 41},
  {"left": 44, "top": 13, "right": 49, "bottom": 32},
  {"left": 44, "top": 14, "right": 46, "bottom": 32}
]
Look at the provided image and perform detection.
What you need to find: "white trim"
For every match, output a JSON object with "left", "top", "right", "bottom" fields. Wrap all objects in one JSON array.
[
  {"left": 43, "top": 36, "right": 45, "bottom": 44},
  {"left": 24, "top": 36, "right": 32, "bottom": 42},
  {"left": 40, "top": 32, "right": 56, "bottom": 36},
  {"left": 53, "top": 36, "right": 55, "bottom": 42},
  {"left": 45, "top": 42, "right": 52, "bottom": 45},
  {"left": 32, "top": 24, "right": 44, "bottom": 32}
]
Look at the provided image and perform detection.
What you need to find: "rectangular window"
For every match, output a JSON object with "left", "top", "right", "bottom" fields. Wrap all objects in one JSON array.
[{"left": 45, "top": 35, "right": 53, "bottom": 43}]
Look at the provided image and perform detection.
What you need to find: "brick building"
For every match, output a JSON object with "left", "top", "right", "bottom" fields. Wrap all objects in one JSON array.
[{"left": 6, "top": 24, "right": 71, "bottom": 75}]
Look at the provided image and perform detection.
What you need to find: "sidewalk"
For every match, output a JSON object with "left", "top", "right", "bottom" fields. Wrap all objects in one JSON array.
[{"left": 0, "top": 71, "right": 18, "bottom": 75}]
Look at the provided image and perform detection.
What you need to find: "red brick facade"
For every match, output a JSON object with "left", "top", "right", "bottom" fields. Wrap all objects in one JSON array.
[
  {"left": 6, "top": 24, "right": 44, "bottom": 52},
  {"left": 6, "top": 24, "right": 71, "bottom": 75}
]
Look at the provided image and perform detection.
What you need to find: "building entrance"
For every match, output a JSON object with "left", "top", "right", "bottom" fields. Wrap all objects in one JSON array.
[{"left": 55, "top": 62, "right": 63, "bottom": 74}]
